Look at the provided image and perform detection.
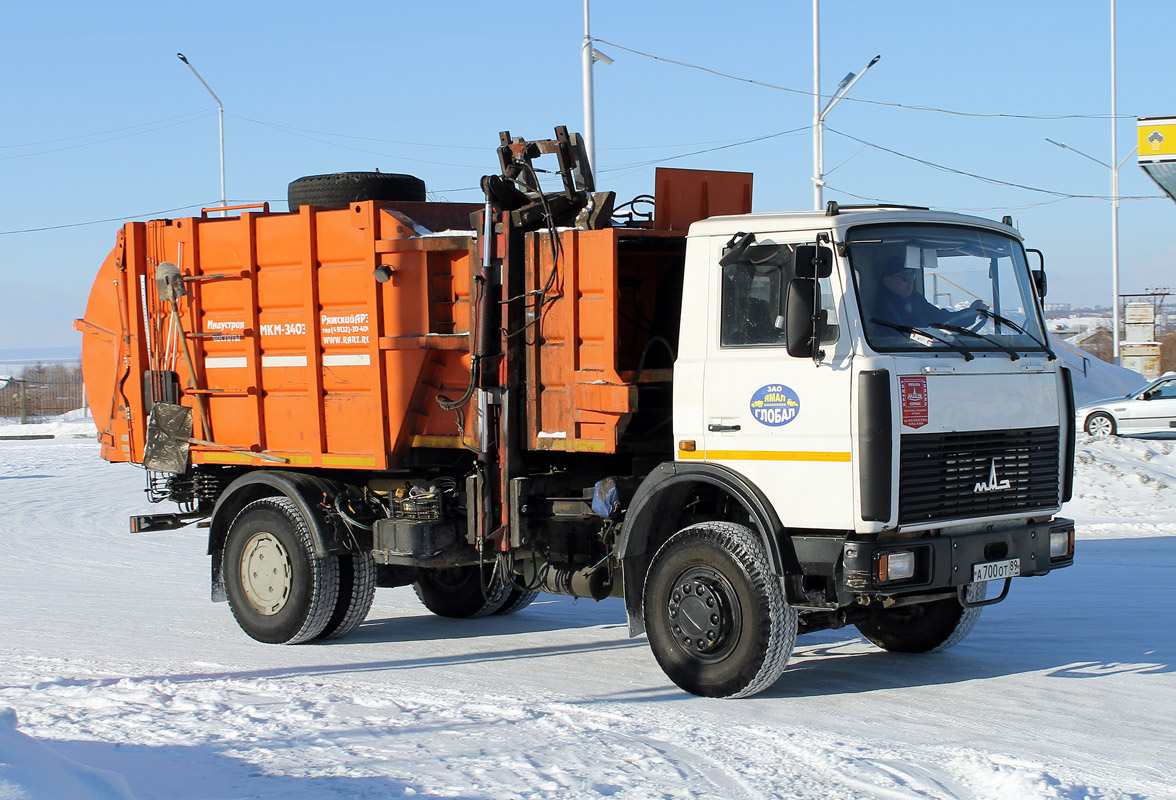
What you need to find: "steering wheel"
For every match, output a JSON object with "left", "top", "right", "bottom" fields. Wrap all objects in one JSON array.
[{"left": 944, "top": 308, "right": 985, "bottom": 331}]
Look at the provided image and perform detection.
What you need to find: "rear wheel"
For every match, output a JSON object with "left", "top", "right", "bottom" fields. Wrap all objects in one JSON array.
[
  {"left": 495, "top": 586, "right": 540, "bottom": 615},
  {"left": 643, "top": 522, "right": 797, "bottom": 698},
  {"left": 223, "top": 497, "right": 340, "bottom": 644},
  {"left": 855, "top": 582, "right": 987, "bottom": 653},
  {"left": 1084, "top": 412, "right": 1116, "bottom": 438},
  {"left": 413, "top": 563, "right": 508, "bottom": 618},
  {"left": 316, "top": 551, "right": 377, "bottom": 640}
]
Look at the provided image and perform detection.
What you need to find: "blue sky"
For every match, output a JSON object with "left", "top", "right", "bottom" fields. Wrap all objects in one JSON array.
[{"left": 3, "top": 0, "right": 1174, "bottom": 349}]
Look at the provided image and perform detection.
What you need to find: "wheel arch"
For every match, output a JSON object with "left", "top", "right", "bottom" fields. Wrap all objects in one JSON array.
[
  {"left": 1083, "top": 409, "right": 1117, "bottom": 436},
  {"left": 616, "top": 462, "right": 802, "bottom": 636},
  {"left": 208, "top": 470, "right": 346, "bottom": 602}
]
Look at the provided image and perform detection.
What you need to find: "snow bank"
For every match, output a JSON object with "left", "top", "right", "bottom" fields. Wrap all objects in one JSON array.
[
  {"left": 1052, "top": 335, "right": 1148, "bottom": 405},
  {"left": 0, "top": 707, "right": 136, "bottom": 800},
  {"left": 0, "top": 409, "right": 95, "bottom": 439}
]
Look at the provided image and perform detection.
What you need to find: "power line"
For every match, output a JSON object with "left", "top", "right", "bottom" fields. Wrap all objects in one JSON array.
[
  {"left": 235, "top": 112, "right": 806, "bottom": 156},
  {"left": 594, "top": 37, "right": 1130, "bottom": 121},
  {"left": 227, "top": 114, "right": 488, "bottom": 151},
  {"left": 599, "top": 126, "right": 809, "bottom": 172},
  {"left": 823, "top": 181, "right": 1074, "bottom": 212},
  {"left": 230, "top": 115, "right": 486, "bottom": 169},
  {"left": 0, "top": 111, "right": 210, "bottom": 150},
  {"left": 0, "top": 114, "right": 214, "bottom": 161},
  {"left": 0, "top": 204, "right": 215, "bottom": 236},
  {"left": 826, "top": 126, "right": 1165, "bottom": 201}
]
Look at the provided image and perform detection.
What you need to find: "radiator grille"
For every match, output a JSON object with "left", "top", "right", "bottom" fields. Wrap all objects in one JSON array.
[{"left": 899, "top": 427, "right": 1060, "bottom": 524}]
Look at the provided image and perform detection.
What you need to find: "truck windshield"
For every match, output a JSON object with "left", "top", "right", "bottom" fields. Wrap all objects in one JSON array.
[{"left": 846, "top": 224, "right": 1048, "bottom": 357}]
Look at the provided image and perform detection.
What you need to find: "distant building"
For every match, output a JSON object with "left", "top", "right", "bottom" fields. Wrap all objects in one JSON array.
[
  {"left": 1068, "top": 327, "right": 1114, "bottom": 364},
  {"left": 1048, "top": 316, "right": 1112, "bottom": 339}
]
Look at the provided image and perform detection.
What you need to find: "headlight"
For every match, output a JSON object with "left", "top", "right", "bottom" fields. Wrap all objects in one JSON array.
[
  {"left": 1049, "top": 529, "right": 1074, "bottom": 559},
  {"left": 877, "top": 550, "right": 916, "bottom": 582}
]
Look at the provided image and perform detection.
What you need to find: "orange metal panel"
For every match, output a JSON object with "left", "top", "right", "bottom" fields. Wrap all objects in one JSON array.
[
  {"left": 81, "top": 200, "right": 479, "bottom": 470},
  {"left": 525, "top": 228, "right": 638, "bottom": 453}
]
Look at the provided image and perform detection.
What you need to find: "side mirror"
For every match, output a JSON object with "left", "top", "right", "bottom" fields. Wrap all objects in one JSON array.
[
  {"left": 785, "top": 278, "right": 826, "bottom": 359},
  {"left": 794, "top": 244, "right": 833, "bottom": 278},
  {"left": 1032, "top": 269, "right": 1048, "bottom": 299},
  {"left": 1026, "top": 248, "right": 1047, "bottom": 299},
  {"left": 719, "top": 231, "right": 757, "bottom": 267}
]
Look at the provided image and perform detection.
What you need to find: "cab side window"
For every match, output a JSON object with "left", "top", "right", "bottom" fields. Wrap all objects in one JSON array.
[{"left": 720, "top": 243, "right": 839, "bottom": 348}]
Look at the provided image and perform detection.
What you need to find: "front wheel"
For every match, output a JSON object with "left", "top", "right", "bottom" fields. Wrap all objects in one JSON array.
[
  {"left": 643, "top": 522, "right": 797, "bottom": 698},
  {"left": 854, "top": 582, "right": 987, "bottom": 653},
  {"left": 223, "top": 496, "right": 340, "bottom": 644},
  {"left": 1084, "top": 412, "right": 1116, "bottom": 438}
]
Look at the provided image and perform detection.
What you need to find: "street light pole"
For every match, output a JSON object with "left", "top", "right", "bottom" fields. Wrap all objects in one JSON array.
[
  {"left": 581, "top": 1, "right": 596, "bottom": 176},
  {"left": 580, "top": 0, "right": 612, "bottom": 179},
  {"left": 812, "top": 0, "right": 821, "bottom": 210},
  {"left": 811, "top": 3, "right": 878, "bottom": 209},
  {"left": 1045, "top": 136, "right": 1135, "bottom": 362},
  {"left": 812, "top": 55, "right": 879, "bottom": 210},
  {"left": 177, "top": 53, "right": 225, "bottom": 211},
  {"left": 1110, "top": 0, "right": 1120, "bottom": 363}
]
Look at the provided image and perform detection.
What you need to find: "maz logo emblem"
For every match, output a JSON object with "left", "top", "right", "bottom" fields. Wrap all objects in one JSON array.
[{"left": 974, "top": 460, "right": 1012, "bottom": 493}]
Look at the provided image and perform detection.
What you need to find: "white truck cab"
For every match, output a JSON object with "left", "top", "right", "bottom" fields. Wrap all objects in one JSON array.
[{"left": 675, "top": 206, "right": 1070, "bottom": 537}]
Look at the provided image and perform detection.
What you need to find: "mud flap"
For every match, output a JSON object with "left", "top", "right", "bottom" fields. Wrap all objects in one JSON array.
[{"left": 142, "top": 402, "right": 192, "bottom": 474}]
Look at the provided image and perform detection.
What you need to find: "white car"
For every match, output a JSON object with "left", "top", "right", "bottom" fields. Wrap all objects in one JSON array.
[{"left": 1076, "top": 373, "right": 1176, "bottom": 437}]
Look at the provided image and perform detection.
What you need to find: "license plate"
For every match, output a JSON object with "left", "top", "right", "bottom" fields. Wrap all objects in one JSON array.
[{"left": 973, "top": 558, "right": 1020, "bottom": 583}]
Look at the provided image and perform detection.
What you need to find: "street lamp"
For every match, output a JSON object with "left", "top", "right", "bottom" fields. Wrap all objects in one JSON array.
[
  {"left": 811, "top": 2, "right": 878, "bottom": 209},
  {"left": 1046, "top": 137, "right": 1136, "bottom": 363},
  {"left": 812, "top": 55, "right": 879, "bottom": 209},
  {"left": 177, "top": 53, "right": 226, "bottom": 211},
  {"left": 581, "top": 0, "right": 613, "bottom": 179}
]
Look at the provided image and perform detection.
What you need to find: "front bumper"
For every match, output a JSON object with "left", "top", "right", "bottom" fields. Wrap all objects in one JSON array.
[{"left": 841, "top": 517, "right": 1075, "bottom": 597}]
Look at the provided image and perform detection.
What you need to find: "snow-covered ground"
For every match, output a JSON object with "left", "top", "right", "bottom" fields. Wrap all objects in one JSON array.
[{"left": 1, "top": 412, "right": 1173, "bottom": 799}]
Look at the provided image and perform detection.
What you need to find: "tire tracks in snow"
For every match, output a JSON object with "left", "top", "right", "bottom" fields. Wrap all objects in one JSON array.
[{"left": 0, "top": 650, "right": 1163, "bottom": 800}]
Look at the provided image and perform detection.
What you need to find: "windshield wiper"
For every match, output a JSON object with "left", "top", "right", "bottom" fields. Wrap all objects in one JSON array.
[
  {"left": 930, "top": 322, "right": 1020, "bottom": 361},
  {"left": 869, "top": 318, "right": 974, "bottom": 361},
  {"left": 973, "top": 307, "right": 1056, "bottom": 360}
]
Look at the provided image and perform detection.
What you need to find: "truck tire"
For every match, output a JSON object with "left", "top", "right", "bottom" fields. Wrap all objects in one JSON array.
[
  {"left": 494, "top": 586, "right": 540, "bottom": 615},
  {"left": 287, "top": 172, "right": 426, "bottom": 212},
  {"left": 223, "top": 497, "right": 340, "bottom": 644},
  {"left": 413, "top": 564, "right": 509, "bottom": 618},
  {"left": 854, "top": 582, "right": 987, "bottom": 653},
  {"left": 316, "top": 551, "right": 377, "bottom": 640},
  {"left": 642, "top": 522, "right": 797, "bottom": 698},
  {"left": 1084, "top": 412, "right": 1116, "bottom": 438}
]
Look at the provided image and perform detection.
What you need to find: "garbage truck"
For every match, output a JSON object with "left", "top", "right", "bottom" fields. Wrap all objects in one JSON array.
[{"left": 76, "top": 126, "right": 1076, "bottom": 698}]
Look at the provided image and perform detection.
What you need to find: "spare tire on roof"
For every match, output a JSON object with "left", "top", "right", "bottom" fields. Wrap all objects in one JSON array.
[{"left": 287, "top": 171, "right": 426, "bottom": 212}]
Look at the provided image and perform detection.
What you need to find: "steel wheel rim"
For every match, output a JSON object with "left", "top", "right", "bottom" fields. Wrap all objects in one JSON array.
[
  {"left": 665, "top": 566, "right": 743, "bottom": 663},
  {"left": 240, "top": 532, "right": 292, "bottom": 616},
  {"left": 1087, "top": 415, "right": 1113, "bottom": 437}
]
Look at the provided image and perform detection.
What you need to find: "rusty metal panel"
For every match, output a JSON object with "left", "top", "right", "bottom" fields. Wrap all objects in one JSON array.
[
  {"left": 1121, "top": 342, "right": 1162, "bottom": 379},
  {"left": 653, "top": 168, "right": 753, "bottom": 231}
]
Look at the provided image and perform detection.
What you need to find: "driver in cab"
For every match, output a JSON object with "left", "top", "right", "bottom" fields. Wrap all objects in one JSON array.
[{"left": 874, "top": 257, "right": 985, "bottom": 329}]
